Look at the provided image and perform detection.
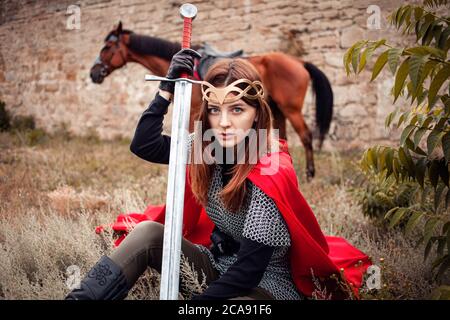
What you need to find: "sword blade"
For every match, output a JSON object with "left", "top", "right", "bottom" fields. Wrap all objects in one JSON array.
[{"left": 159, "top": 80, "right": 192, "bottom": 300}]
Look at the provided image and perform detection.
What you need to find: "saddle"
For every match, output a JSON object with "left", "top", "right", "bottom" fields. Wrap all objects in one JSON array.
[{"left": 196, "top": 43, "right": 244, "bottom": 80}]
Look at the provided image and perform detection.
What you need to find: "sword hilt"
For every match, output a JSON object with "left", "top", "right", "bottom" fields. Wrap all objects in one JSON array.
[{"left": 179, "top": 3, "right": 197, "bottom": 79}]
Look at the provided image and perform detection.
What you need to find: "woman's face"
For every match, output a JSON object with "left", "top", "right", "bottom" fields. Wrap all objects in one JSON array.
[{"left": 207, "top": 94, "right": 258, "bottom": 148}]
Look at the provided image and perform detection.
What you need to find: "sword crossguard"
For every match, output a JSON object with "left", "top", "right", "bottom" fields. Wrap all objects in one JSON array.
[{"left": 144, "top": 75, "right": 203, "bottom": 85}]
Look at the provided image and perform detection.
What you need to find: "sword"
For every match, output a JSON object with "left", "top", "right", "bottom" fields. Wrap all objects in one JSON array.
[{"left": 145, "top": 3, "right": 198, "bottom": 300}]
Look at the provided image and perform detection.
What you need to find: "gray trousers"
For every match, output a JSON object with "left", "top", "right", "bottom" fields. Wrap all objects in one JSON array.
[{"left": 108, "top": 221, "right": 274, "bottom": 300}]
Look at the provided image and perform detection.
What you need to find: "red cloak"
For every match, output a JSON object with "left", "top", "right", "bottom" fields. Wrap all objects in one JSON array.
[{"left": 107, "top": 140, "right": 371, "bottom": 299}]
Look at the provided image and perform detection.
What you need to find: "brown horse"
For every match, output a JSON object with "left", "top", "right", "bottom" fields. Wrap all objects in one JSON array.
[{"left": 90, "top": 22, "right": 333, "bottom": 180}]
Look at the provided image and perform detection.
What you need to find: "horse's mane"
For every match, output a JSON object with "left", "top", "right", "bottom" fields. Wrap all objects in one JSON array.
[
  {"left": 104, "top": 27, "right": 202, "bottom": 61},
  {"left": 128, "top": 33, "right": 182, "bottom": 61}
]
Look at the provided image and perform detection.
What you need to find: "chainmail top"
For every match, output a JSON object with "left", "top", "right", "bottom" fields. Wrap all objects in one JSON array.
[{"left": 187, "top": 133, "right": 302, "bottom": 300}]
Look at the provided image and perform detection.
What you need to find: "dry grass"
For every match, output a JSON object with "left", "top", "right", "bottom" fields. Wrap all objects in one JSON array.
[{"left": 0, "top": 131, "right": 443, "bottom": 299}]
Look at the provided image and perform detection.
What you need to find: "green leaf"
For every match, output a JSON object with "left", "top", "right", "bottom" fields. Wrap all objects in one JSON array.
[
  {"left": 443, "top": 221, "right": 450, "bottom": 234},
  {"left": 391, "top": 6, "right": 403, "bottom": 28},
  {"left": 416, "top": 85, "right": 428, "bottom": 105},
  {"left": 421, "top": 185, "right": 431, "bottom": 206},
  {"left": 434, "top": 183, "right": 446, "bottom": 211},
  {"left": 415, "top": 19, "right": 422, "bottom": 40},
  {"left": 424, "top": 0, "right": 449, "bottom": 8},
  {"left": 397, "top": 6, "right": 410, "bottom": 29},
  {"left": 404, "top": 47, "right": 427, "bottom": 56},
  {"left": 414, "top": 127, "right": 428, "bottom": 149},
  {"left": 434, "top": 117, "right": 447, "bottom": 132},
  {"left": 429, "top": 67, "right": 450, "bottom": 108},
  {"left": 406, "top": 81, "right": 414, "bottom": 99},
  {"left": 378, "top": 147, "right": 387, "bottom": 172},
  {"left": 371, "top": 50, "right": 389, "bottom": 81},
  {"left": 429, "top": 160, "right": 440, "bottom": 189},
  {"left": 394, "top": 58, "right": 410, "bottom": 102},
  {"left": 433, "top": 24, "right": 443, "bottom": 47},
  {"left": 367, "top": 148, "right": 377, "bottom": 171},
  {"left": 424, "top": 237, "right": 436, "bottom": 261},
  {"left": 399, "top": 146, "right": 415, "bottom": 177},
  {"left": 443, "top": 132, "right": 450, "bottom": 164},
  {"left": 385, "top": 148, "right": 394, "bottom": 178},
  {"left": 373, "top": 39, "right": 387, "bottom": 51},
  {"left": 343, "top": 51, "right": 352, "bottom": 75},
  {"left": 424, "top": 217, "right": 440, "bottom": 251},
  {"left": 351, "top": 49, "right": 360, "bottom": 74},
  {"left": 351, "top": 41, "right": 367, "bottom": 74},
  {"left": 418, "top": 17, "right": 433, "bottom": 42},
  {"left": 423, "top": 21, "right": 437, "bottom": 46},
  {"left": 385, "top": 110, "right": 397, "bottom": 128},
  {"left": 416, "top": 157, "right": 427, "bottom": 187},
  {"left": 405, "top": 211, "right": 424, "bottom": 234},
  {"left": 344, "top": 41, "right": 365, "bottom": 75},
  {"left": 398, "top": 146, "right": 409, "bottom": 168},
  {"left": 414, "top": 7, "right": 423, "bottom": 21},
  {"left": 412, "top": 83, "right": 427, "bottom": 105},
  {"left": 388, "top": 48, "right": 403, "bottom": 74},
  {"left": 438, "top": 26, "right": 450, "bottom": 50},
  {"left": 357, "top": 40, "right": 386, "bottom": 73},
  {"left": 422, "top": 46, "right": 445, "bottom": 59},
  {"left": 409, "top": 114, "right": 419, "bottom": 126},
  {"left": 443, "top": 95, "right": 450, "bottom": 112},
  {"left": 421, "top": 62, "right": 439, "bottom": 103},
  {"left": 397, "top": 112, "right": 406, "bottom": 128},
  {"left": 409, "top": 54, "right": 429, "bottom": 90},
  {"left": 445, "top": 37, "right": 450, "bottom": 52},
  {"left": 431, "top": 285, "right": 450, "bottom": 300},
  {"left": 384, "top": 206, "right": 399, "bottom": 220},
  {"left": 422, "top": 116, "right": 433, "bottom": 129},
  {"left": 393, "top": 157, "right": 401, "bottom": 181},
  {"left": 416, "top": 113, "right": 425, "bottom": 126},
  {"left": 389, "top": 208, "right": 408, "bottom": 228},
  {"left": 438, "top": 160, "right": 449, "bottom": 187},
  {"left": 427, "top": 128, "right": 444, "bottom": 155},
  {"left": 401, "top": 124, "right": 416, "bottom": 146},
  {"left": 437, "top": 237, "right": 446, "bottom": 256},
  {"left": 407, "top": 139, "right": 427, "bottom": 156},
  {"left": 436, "top": 256, "right": 450, "bottom": 280},
  {"left": 358, "top": 47, "right": 369, "bottom": 73}
]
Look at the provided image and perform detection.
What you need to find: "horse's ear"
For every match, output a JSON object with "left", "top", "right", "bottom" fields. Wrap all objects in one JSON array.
[{"left": 117, "top": 21, "right": 123, "bottom": 33}]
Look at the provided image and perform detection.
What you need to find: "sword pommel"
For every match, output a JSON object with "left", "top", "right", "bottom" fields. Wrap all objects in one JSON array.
[{"left": 179, "top": 3, "right": 197, "bottom": 20}]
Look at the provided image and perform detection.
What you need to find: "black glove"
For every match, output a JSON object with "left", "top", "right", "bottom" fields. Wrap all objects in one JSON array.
[
  {"left": 209, "top": 227, "right": 240, "bottom": 258},
  {"left": 159, "top": 48, "right": 201, "bottom": 94}
]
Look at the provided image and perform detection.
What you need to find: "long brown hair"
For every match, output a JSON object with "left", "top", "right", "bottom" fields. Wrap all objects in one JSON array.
[{"left": 189, "top": 58, "right": 278, "bottom": 212}]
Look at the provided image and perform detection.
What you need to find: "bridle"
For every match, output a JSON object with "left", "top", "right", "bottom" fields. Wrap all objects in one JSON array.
[{"left": 93, "top": 34, "right": 128, "bottom": 76}]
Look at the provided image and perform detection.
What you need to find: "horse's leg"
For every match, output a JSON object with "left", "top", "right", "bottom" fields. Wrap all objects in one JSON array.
[
  {"left": 285, "top": 110, "right": 315, "bottom": 181},
  {"left": 269, "top": 65, "right": 315, "bottom": 180},
  {"left": 258, "top": 54, "right": 314, "bottom": 181},
  {"left": 268, "top": 96, "right": 286, "bottom": 140},
  {"left": 248, "top": 53, "right": 316, "bottom": 180}
]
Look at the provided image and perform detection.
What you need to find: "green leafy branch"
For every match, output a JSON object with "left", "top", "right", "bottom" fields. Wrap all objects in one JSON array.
[{"left": 344, "top": 0, "right": 450, "bottom": 283}]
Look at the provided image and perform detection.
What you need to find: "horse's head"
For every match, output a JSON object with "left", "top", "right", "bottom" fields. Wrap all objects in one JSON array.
[{"left": 90, "top": 21, "right": 132, "bottom": 84}]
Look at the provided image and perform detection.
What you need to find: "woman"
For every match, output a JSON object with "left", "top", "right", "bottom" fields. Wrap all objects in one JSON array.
[{"left": 66, "top": 49, "right": 370, "bottom": 300}]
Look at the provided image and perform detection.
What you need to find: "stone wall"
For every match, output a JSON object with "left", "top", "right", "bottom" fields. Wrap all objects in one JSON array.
[{"left": 0, "top": 0, "right": 415, "bottom": 150}]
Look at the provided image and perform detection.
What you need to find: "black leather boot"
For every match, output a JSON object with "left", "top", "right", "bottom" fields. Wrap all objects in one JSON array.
[{"left": 65, "top": 255, "right": 130, "bottom": 300}]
